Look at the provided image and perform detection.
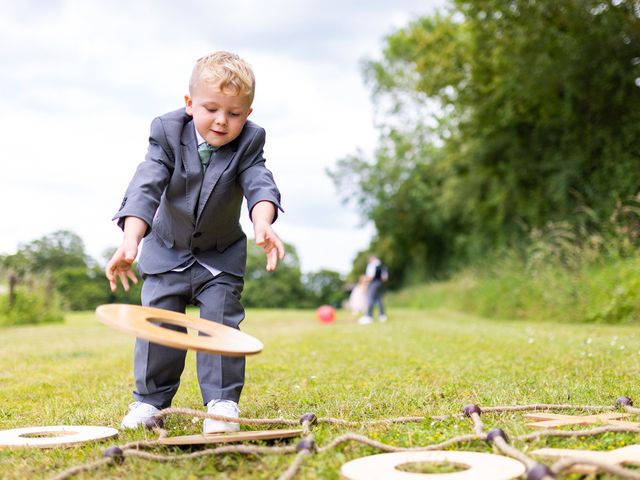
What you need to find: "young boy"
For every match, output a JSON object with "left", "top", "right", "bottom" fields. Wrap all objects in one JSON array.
[{"left": 105, "top": 51, "right": 284, "bottom": 433}]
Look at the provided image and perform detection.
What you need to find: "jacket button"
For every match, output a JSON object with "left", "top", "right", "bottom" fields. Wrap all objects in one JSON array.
[
  {"left": 193, "top": 232, "right": 202, "bottom": 238},
  {"left": 193, "top": 247, "right": 201, "bottom": 254}
]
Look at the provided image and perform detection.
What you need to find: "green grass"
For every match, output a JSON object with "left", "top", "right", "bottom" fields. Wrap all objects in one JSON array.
[
  {"left": 387, "top": 255, "right": 640, "bottom": 324},
  {"left": 2, "top": 308, "right": 640, "bottom": 479}
]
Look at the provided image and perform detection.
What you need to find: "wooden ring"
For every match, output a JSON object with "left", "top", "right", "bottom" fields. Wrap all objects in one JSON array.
[
  {"left": 96, "top": 304, "right": 263, "bottom": 356},
  {"left": 340, "top": 451, "right": 526, "bottom": 479},
  {"left": 0, "top": 426, "right": 118, "bottom": 448}
]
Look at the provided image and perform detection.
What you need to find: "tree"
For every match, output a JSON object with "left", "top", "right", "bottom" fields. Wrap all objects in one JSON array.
[
  {"left": 242, "top": 241, "right": 309, "bottom": 308},
  {"left": 303, "top": 269, "right": 345, "bottom": 307},
  {"left": 0, "top": 231, "right": 141, "bottom": 316},
  {"left": 0, "top": 231, "right": 89, "bottom": 312},
  {"left": 17, "top": 229, "right": 89, "bottom": 271},
  {"left": 0, "top": 232, "right": 77, "bottom": 325},
  {"left": 330, "top": 0, "right": 640, "bottom": 282}
]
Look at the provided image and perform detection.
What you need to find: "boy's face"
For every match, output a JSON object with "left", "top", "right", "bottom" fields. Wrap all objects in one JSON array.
[{"left": 185, "top": 83, "right": 253, "bottom": 148}]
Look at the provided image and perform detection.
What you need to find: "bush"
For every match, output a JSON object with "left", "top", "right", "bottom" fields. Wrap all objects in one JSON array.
[
  {"left": 582, "top": 258, "right": 640, "bottom": 323},
  {"left": 0, "top": 285, "right": 64, "bottom": 327},
  {"left": 53, "top": 267, "right": 112, "bottom": 311},
  {"left": 387, "top": 255, "right": 640, "bottom": 324},
  {"left": 388, "top": 192, "right": 640, "bottom": 324},
  {"left": 53, "top": 266, "right": 143, "bottom": 310}
]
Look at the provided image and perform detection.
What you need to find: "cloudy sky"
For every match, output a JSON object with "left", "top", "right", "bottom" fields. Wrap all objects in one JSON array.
[{"left": 0, "top": 0, "right": 446, "bottom": 273}]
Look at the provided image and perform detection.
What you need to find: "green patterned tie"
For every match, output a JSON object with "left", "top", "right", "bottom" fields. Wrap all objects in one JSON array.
[{"left": 198, "top": 143, "right": 216, "bottom": 168}]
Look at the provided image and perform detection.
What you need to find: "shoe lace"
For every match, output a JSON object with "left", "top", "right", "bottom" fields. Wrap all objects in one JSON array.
[
  {"left": 128, "top": 401, "right": 158, "bottom": 414},
  {"left": 209, "top": 400, "right": 239, "bottom": 417}
]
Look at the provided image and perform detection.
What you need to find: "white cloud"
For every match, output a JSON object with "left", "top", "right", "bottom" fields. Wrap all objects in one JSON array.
[{"left": 0, "top": 0, "right": 447, "bottom": 273}]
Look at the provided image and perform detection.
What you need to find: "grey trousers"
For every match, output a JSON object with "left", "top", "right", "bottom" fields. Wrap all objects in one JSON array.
[
  {"left": 133, "top": 263, "right": 245, "bottom": 409},
  {"left": 367, "top": 279, "right": 385, "bottom": 317}
]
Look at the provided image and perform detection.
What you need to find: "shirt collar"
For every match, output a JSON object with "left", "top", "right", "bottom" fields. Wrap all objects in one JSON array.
[
  {"left": 194, "top": 125, "right": 219, "bottom": 152},
  {"left": 194, "top": 125, "right": 206, "bottom": 146}
]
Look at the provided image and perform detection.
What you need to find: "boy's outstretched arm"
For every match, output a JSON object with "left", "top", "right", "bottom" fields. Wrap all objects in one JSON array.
[
  {"left": 251, "top": 201, "right": 285, "bottom": 271},
  {"left": 105, "top": 216, "right": 148, "bottom": 292}
]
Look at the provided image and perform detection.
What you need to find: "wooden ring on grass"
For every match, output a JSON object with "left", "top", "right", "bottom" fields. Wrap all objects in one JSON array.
[
  {"left": 96, "top": 304, "right": 263, "bottom": 356},
  {"left": 340, "top": 451, "right": 526, "bottom": 479},
  {"left": 0, "top": 426, "right": 118, "bottom": 448}
]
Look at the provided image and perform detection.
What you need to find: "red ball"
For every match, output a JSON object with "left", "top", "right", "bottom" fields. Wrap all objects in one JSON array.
[{"left": 316, "top": 305, "right": 336, "bottom": 323}]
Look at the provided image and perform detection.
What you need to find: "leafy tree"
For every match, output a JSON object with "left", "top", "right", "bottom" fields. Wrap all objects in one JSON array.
[
  {"left": 0, "top": 231, "right": 89, "bottom": 313},
  {"left": 303, "top": 269, "right": 345, "bottom": 307},
  {"left": 242, "top": 241, "right": 309, "bottom": 308},
  {"left": 16, "top": 230, "right": 89, "bottom": 271},
  {"left": 0, "top": 232, "right": 78, "bottom": 325},
  {"left": 331, "top": 0, "right": 640, "bottom": 282},
  {"left": 0, "top": 231, "right": 140, "bottom": 316}
]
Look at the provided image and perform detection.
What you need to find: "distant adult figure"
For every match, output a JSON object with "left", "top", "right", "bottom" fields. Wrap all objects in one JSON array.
[{"left": 358, "top": 255, "right": 388, "bottom": 325}]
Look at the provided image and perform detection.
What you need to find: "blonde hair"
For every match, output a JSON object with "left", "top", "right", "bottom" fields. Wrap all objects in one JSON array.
[{"left": 189, "top": 51, "right": 255, "bottom": 102}]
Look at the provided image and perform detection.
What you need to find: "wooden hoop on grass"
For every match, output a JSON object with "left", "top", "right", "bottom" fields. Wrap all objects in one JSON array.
[
  {"left": 340, "top": 451, "right": 526, "bottom": 480},
  {"left": 0, "top": 426, "right": 118, "bottom": 448},
  {"left": 95, "top": 304, "right": 263, "bottom": 356}
]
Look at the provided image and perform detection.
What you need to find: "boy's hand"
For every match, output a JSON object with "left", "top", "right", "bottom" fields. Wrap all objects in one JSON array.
[
  {"left": 251, "top": 201, "right": 285, "bottom": 271},
  {"left": 254, "top": 220, "right": 285, "bottom": 271},
  {"left": 105, "top": 216, "right": 147, "bottom": 292},
  {"left": 105, "top": 239, "right": 139, "bottom": 292}
]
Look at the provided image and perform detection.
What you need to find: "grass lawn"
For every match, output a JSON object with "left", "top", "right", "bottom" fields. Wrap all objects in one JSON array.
[{"left": 1, "top": 307, "right": 639, "bottom": 479}]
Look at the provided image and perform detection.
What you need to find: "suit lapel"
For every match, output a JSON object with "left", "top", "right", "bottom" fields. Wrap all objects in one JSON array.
[
  {"left": 180, "top": 123, "right": 203, "bottom": 218},
  {"left": 196, "top": 146, "right": 235, "bottom": 220}
]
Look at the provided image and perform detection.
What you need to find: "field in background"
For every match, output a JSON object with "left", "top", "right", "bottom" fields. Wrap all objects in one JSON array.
[{"left": 2, "top": 308, "right": 640, "bottom": 479}]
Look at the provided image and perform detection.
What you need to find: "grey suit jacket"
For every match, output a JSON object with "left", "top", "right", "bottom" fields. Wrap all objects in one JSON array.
[{"left": 114, "top": 108, "right": 282, "bottom": 277}]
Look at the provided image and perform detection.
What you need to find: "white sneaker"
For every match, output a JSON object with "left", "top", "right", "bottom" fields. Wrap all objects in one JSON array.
[
  {"left": 379, "top": 315, "right": 387, "bottom": 323},
  {"left": 121, "top": 401, "right": 160, "bottom": 429},
  {"left": 358, "top": 315, "right": 373, "bottom": 325},
  {"left": 203, "top": 399, "right": 240, "bottom": 434}
]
